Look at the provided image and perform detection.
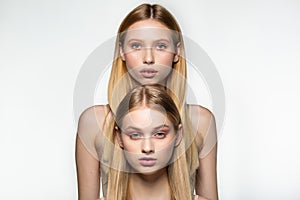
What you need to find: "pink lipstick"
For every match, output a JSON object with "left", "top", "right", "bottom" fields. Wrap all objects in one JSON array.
[
  {"left": 139, "top": 157, "right": 157, "bottom": 166},
  {"left": 140, "top": 68, "right": 158, "bottom": 78}
]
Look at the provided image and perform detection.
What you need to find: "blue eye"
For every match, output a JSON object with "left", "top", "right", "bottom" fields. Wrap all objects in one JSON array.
[
  {"left": 129, "top": 133, "right": 142, "bottom": 140},
  {"left": 153, "top": 132, "right": 166, "bottom": 139},
  {"left": 156, "top": 43, "right": 167, "bottom": 50},
  {"left": 131, "top": 43, "right": 142, "bottom": 49}
]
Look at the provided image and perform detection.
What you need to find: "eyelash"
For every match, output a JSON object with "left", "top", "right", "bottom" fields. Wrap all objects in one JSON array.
[
  {"left": 153, "top": 132, "right": 167, "bottom": 139},
  {"left": 131, "top": 43, "right": 142, "bottom": 49},
  {"left": 127, "top": 132, "right": 167, "bottom": 140},
  {"left": 129, "top": 43, "right": 168, "bottom": 50},
  {"left": 156, "top": 43, "right": 168, "bottom": 50},
  {"left": 129, "top": 133, "right": 142, "bottom": 140}
]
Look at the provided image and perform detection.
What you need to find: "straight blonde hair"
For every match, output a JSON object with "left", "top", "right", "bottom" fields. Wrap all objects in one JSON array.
[
  {"left": 106, "top": 85, "right": 194, "bottom": 200},
  {"left": 103, "top": 3, "right": 201, "bottom": 198},
  {"left": 108, "top": 3, "right": 186, "bottom": 112}
]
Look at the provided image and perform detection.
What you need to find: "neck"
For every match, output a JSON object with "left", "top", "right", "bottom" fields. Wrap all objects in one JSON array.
[{"left": 128, "top": 168, "right": 171, "bottom": 200}]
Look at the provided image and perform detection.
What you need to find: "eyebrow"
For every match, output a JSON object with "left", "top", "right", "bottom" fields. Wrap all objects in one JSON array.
[
  {"left": 126, "top": 38, "right": 171, "bottom": 43},
  {"left": 122, "top": 124, "right": 170, "bottom": 131}
]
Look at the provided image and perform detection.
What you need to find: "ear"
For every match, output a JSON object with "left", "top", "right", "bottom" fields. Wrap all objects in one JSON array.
[
  {"left": 115, "top": 126, "right": 124, "bottom": 149},
  {"left": 119, "top": 42, "right": 125, "bottom": 61},
  {"left": 173, "top": 42, "right": 181, "bottom": 63},
  {"left": 175, "top": 124, "right": 183, "bottom": 146}
]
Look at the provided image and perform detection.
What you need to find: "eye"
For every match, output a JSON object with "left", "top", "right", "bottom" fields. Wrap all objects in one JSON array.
[
  {"left": 156, "top": 43, "right": 167, "bottom": 50},
  {"left": 153, "top": 132, "right": 166, "bottom": 139},
  {"left": 129, "top": 133, "right": 143, "bottom": 140},
  {"left": 131, "top": 42, "right": 142, "bottom": 50}
]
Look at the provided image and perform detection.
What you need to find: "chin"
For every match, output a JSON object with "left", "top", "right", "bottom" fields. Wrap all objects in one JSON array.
[
  {"left": 138, "top": 170, "right": 159, "bottom": 176},
  {"left": 137, "top": 80, "right": 157, "bottom": 85},
  {"left": 132, "top": 77, "right": 163, "bottom": 86},
  {"left": 135, "top": 167, "right": 166, "bottom": 176}
]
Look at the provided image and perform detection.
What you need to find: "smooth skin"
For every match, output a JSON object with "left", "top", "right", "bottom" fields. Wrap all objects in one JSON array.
[
  {"left": 76, "top": 105, "right": 217, "bottom": 200},
  {"left": 117, "top": 108, "right": 182, "bottom": 200},
  {"left": 76, "top": 19, "right": 218, "bottom": 200}
]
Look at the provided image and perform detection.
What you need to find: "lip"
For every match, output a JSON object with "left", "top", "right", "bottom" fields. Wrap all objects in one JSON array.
[
  {"left": 140, "top": 68, "right": 158, "bottom": 78},
  {"left": 139, "top": 157, "right": 157, "bottom": 166}
]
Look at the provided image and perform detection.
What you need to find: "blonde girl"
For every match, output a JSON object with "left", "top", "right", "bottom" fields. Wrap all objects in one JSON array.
[
  {"left": 103, "top": 84, "right": 207, "bottom": 200},
  {"left": 76, "top": 3, "right": 218, "bottom": 200}
]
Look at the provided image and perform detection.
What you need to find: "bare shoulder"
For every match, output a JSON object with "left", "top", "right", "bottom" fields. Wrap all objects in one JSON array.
[
  {"left": 78, "top": 105, "right": 111, "bottom": 133},
  {"left": 187, "top": 104, "right": 214, "bottom": 122},
  {"left": 79, "top": 105, "right": 110, "bottom": 123},
  {"left": 187, "top": 104, "right": 215, "bottom": 136},
  {"left": 187, "top": 104, "right": 217, "bottom": 154},
  {"left": 77, "top": 105, "right": 112, "bottom": 159},
  {"left": 77, "top": 105, "right": 111, "bottom": 144}
]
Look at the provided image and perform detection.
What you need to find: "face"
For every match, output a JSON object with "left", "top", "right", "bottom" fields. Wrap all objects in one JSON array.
[
  {"left": 120, "top": 19, "right": 180, "bottom": 85},
  {"left": 117, "top": 107, "right": 182, "bottom": 174}
]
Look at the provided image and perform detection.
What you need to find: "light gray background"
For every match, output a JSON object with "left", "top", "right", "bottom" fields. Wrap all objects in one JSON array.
[{"left": 1, "top": 0, "right": 299, "bottom": 199}]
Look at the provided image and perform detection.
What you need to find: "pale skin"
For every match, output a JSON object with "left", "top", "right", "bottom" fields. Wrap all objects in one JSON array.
[
  {"left": 76, "top": 19, "right": 218, "bottom": 200},
  {"left": 115, "top": 107, "right": 208, "bottom": 200},
  {"left": 117, "top": 107, "right": 182, "bottom": 200}
]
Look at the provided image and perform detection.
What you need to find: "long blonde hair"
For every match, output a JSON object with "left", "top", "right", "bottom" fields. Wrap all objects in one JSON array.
[
  {"left": 108, "top": 3, "right": 186, "bottom": 112},
  {"left": 103, "top": 3, "right": 201, "bottom": 197},
  {"left": 106, "top": 85, "right": 193, "bottom": 200}
]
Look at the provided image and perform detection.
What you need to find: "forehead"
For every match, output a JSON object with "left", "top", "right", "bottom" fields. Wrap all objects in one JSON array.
[
  {"left": 123, "top": 19, "right": 175, "bottom": 42},
  {"left": 121, "top": 108, "right": 171, "bottom": 129},
  {"left": 128, "top": 19, "right": 169, "bottom": 30}
]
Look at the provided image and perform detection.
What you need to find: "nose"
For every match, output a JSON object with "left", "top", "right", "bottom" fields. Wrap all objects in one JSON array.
[
  {"left": 143, "top": 47, "right": 155, "bottom": 65},
  {"left": 141, "top": 138, "right": 155, "bottom": 154}
]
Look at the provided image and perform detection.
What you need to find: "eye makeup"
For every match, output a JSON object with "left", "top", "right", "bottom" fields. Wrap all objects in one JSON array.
[{"left": 122, "top": 125, "right": 171, "bottom": 140}]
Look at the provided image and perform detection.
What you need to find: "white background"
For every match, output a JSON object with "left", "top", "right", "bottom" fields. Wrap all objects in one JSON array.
[{"left": 1, "top": 0, "right": 300, "bottom": 199}]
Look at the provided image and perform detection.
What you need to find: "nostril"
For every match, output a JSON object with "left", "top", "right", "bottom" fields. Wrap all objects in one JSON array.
[
  {"left": 143, "top": 60, "right": 155, "bottom": 65},
  {"left": 142, "top": 149, "right": 154, "bottom": 154}
]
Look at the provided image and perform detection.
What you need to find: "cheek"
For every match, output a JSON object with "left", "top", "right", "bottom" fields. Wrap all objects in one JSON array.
[
  {"left": 157, "top": 146, "right": 174, "bottom": 166},
  {"left": 156, "top": 139, "right": 176, "bottom": 155},
  {"left": 124, "top": 52, "right": 176, "bottom": 68},
  {"left": 123, "top": 140, "right": 139, "bottom": 153},
  {"left": 124, "top": 53, "right": 141, "bottom": 69},
  {"left": 155, "top": 53, "right": 175, "bottom": 65}
]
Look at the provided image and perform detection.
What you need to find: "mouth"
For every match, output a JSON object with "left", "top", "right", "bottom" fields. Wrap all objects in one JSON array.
[
  {"left": 139, "top": 157, "right": 157, "bottom": 166},
  {"left": 140, "top": 68, "right": 158, "bottom": 78}
]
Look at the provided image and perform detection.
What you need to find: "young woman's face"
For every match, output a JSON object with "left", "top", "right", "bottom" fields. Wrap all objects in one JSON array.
[
  {"left": 120, "top": 19, "right": 180, "bottom": 85},
  {"left": 117, "top": 107, "right": 181, "bottom": 174}
]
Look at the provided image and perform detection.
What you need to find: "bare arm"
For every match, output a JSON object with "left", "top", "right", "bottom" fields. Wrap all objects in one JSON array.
[
  {"left": 192, "top": 106, "right": 218, "bottom": 200},
  {"left": 76, "top": 136, "right": 100, "bottom": 200},
  {"left": 196, "top": 145, "right": 218, "bottom": 200},
  {"left": 75, "top": 106, "right": 108, "bottom": 200}
]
